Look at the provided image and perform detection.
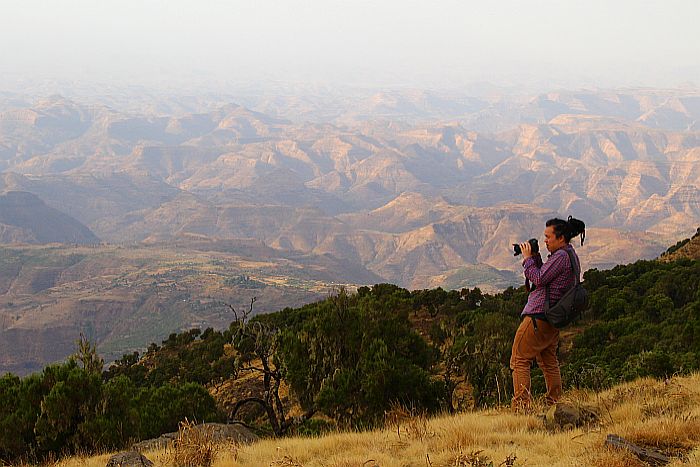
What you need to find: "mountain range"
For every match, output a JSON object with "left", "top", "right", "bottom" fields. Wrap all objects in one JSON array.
[
  {"left": 0, "top": 87, "right": 698, "bottom": 371},
  {"left": 2, "top": 91, "right": 697, "bottom": 283}
]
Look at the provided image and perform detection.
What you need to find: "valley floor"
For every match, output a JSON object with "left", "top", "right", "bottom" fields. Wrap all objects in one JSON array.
[{"left": 57, "top": 373, "right": 700, "bottom": 467}]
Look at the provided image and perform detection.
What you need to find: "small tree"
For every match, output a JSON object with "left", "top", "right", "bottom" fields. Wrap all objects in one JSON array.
[
  {"left": 227, "top": 298, "right": 314, "bottom": 436},
  {"left": 431, "top": 320, "right": 469, "bottom": 413},
  {"left": 457, "top": 312, "right": 518, "bottom": 407},
  {"left": 33, "top": 361, "right": 103, "bottom": 454},
  {"left": 0, "top": 374, "right": 38, "bottom": 461},
  {"left": 279, "top": 287, "right": 443, "bottom": 427},
  {"left": 73, "top": 333, "right": 104, "bottom": 375}
]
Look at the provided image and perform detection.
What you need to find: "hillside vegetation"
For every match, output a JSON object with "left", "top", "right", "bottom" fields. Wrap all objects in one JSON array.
[
  {"left": 58, "top": 373, "right": 700, "bottom": 466},
  {"left": 661, "top": 227, "right": 700, "bottom": 261},
  {"left": 2, "top": 231, "right": 700, "bottom": 463}
]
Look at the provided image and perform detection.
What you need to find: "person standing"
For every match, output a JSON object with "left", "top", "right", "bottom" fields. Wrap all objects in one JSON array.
[{"left": 510, "top": 216, "right": 585, "bottom": 410}]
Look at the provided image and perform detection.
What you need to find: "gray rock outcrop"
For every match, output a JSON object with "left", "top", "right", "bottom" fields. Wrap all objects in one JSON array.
[
  {"left": 132, "top": 422, "right": 258, "bottom": 452},
  {"left": 106, "top": 451, "right": 153, "bottom": 467}
]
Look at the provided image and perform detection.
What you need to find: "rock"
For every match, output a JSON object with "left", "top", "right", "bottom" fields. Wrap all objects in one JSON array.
[
  {"left": 195, "top": 422, "right": 259, "bottom": 444},
  {"left": 131, "top": 432, "right": 178, "bottom": 452},
  {"left": 132, "top": 422, "right": 258, "bottom": 452},
  {"left": 605, "top": 434, "right": 670, "bottom": 465},
  {"left": 545, "top": 402, "right": 580, "bottom": 430},
  {"left": 106, "top": 451, "right": 153, "bottom": 467},
  {"left": 544, "top": 402, "right": 598, "bottom": 430}
]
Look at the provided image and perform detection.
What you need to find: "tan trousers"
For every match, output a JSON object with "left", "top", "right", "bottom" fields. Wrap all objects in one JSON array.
[{"left": 510, "top": 316, "right": 562, "bottom": 410}]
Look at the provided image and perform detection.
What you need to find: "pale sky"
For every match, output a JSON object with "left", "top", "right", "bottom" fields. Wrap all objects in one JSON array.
[{"left": 1, "top": 0, "right": 699, "bottom": 90}]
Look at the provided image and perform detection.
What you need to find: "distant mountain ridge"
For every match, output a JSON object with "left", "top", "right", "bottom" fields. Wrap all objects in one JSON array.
[
  {"left": 0, "top": 89, "right": 698, "bottom": 288},
  {"left": 0, "top": 191, "right": 98, "bottom": 244}
]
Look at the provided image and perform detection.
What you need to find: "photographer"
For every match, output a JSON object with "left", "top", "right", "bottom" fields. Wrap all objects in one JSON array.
[{"left": 510, "top": 216, "right": 585, "bottom": 410}]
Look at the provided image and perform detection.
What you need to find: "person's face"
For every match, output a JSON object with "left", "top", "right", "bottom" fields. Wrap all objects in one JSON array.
[{"left": 544, "top": 225, "right": 566, "bottom": 253}]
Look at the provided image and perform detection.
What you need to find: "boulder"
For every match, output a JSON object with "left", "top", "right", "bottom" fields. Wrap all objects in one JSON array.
[
  {"left": 194, "top": 422, "right": 258, "bottom": 443},
  {"left": 544, "top": 402, "right": 598, "bottom": 430},
  {"left": 106, "top": 451, "right": 153, "bottom": 467},
  {"left": 131, "top": 432, "right": 177, "bottom": 452},
  {"left": 132, "top": 422, "right": 258, "bottom": 452}
]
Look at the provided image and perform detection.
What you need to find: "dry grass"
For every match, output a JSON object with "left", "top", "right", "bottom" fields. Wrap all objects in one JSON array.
[
  {"left": 54, "top": 373, "right": 700, "bottom": 467},
  {"left": 585, "top": 447, "right": 646, "bottom": 467},
  {"left": 384, "top": 403, "right": 435, "bottom": 443},
  {"left": 164, "top": 419, "right": 235, "bottom": 467}
]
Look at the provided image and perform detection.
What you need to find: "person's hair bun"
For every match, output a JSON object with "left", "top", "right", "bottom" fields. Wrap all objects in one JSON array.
[{"left": 566, "top": 216, "right": 586, "bottom": 245}]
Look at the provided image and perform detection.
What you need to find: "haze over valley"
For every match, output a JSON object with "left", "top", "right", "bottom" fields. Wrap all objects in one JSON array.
[
  {"left": 4, "top": 3, "right": 700, "bottom": 466},
  {"left": 1, "top": 86, "right": 698, "bottom": 371}
]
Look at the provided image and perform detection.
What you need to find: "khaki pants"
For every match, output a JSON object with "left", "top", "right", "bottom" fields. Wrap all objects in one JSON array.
[{"left": 510, "top": 316, "right": 562, "bottom": 410}]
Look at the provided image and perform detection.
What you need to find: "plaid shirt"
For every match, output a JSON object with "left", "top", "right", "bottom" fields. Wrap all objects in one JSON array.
[{"left": 521, "top": 244, "right": 579, "bottom": 316}]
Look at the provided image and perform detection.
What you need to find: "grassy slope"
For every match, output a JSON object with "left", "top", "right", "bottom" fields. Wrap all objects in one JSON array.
[
  {"left": 662, "top": 229, "right": 700, "bottom": 262},
  {"left": 58, "top": 373, "right": 700, "bottom": 467}
]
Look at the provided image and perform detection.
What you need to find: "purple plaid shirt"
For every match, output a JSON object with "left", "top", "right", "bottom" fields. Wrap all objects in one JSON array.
[{"left": 521, "top": 244, "right": 580, "bottom": 316}]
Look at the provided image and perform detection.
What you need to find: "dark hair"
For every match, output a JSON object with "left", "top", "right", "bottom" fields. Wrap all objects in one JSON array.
[{"left": 546, "top": 216, "right": 586, "bottom": 245}]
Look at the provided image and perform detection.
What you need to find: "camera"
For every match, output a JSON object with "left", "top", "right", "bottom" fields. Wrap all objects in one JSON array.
[{"left": 513, "top": 238, "right": 539, "bottom": 256}]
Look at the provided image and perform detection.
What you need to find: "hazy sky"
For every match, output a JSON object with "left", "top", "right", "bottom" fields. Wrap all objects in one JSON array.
[{"left": 1, "top": 0, "right": 699, "bottom": 90}]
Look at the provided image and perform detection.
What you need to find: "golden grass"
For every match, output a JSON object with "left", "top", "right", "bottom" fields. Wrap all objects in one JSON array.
[
  {"left": 55, "top": 373, "right": 700, "bottom": 467},
  {"left": 166, "top": 419, "right": 225, "bottom": 467}
]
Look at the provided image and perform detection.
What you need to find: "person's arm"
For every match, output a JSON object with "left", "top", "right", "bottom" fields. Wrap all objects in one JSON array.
[{"left": 523, "top": 251, "right": 568, "bottom": 287}]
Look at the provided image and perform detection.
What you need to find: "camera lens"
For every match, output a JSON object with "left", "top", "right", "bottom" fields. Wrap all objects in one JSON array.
[{"left": 528, "top": 238, "right": 539, "bottom": 255}]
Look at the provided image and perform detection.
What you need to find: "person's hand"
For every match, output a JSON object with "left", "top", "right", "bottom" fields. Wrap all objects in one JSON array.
[{"left": 520, "top": 242, "right": 533, "bottom": 259}]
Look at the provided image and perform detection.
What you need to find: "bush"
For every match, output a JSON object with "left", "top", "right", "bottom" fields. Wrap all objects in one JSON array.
[
  {"left": 279, "top": 286, "right": 444, "bottom": 427},
  {"left": 0, "top": 361, "right": 222, "bottom": 463},
  {"left": 622, "top": 351, "right": 674, "bottom": 380}
]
